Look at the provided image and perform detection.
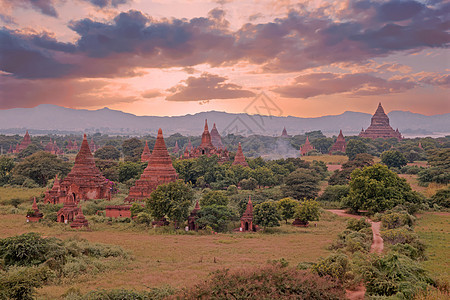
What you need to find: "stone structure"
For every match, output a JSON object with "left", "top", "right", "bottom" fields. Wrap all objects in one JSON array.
[
  {"left": 44, "top": 140, "right": 63, "bottom": 155},
  {"left": 57, "top": 194, "right": 81, "bottom": 224},
  {"left": 13, "top": 130, "right": 31, "bottom": 153},
  {"left": 210, "top": 123, "right": 224, "bottom": 149},
  {"left": 281, "top": 127, "right": 290, "bottom": 137},
  {"left": 240, "top": 196, "right": 256, "bottom": 232},
  {"left": 186, "top": 139, "right": 193, "bottom": 152},
  {"left": 44, "top": 175, "right": 63, "bottom": 204},
  {"left": 182, "top": 120, "right": 229, "bottom": 162},
  {"left": 70, "top": 209, "right": 89, "bottom": 229},
  {"left": 329, "top": 130, "right": 346, "bottom": 154},
  {"left": 187, "top": 201, "right": 201, "bottom": 231},
  {"left": 173, "top": 141, "right": 180, "bottom": 153},
  {"left": 232, "top": 142, "right": 249, "bottom": 167},
  {"left": 141, "top": 141, "right": 151, "bottom": 162},
  {"left": 359, "top": 103, "right": 402, "bottom": 140},
  {"left": 300, "top": 137, "right": 315, "bottom": 156},
  {"left": 105, "top": 205, "right": 132, "bottom": 218},
  {"left": 90, "top": 138, "right": 99, "bottom": 153},
  {"left": 66, "top": 139, "right": 79, "bottom": 151},
  {"left": 26, "top": 197, "right": 43, "bottom": 222},
  {"left": 126, "top": 128, "right": 178, "bottom": 202}
]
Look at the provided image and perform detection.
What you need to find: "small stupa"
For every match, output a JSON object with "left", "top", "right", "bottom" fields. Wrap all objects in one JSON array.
[
  {"left": 26, "top": 197, "right": 43, "bottom": 222},
  {"left": 240, "top": 196, "right": 256, "bottom": 232},
  {"left": 70, "top": 208, "right": 89, "bottom": 229},
  {"left": 329, "top": 130, "right": 346, "bottom": 154},
  {"left": 300, "top": 137, "right": 315, "bottom": 156},
  {"left": 188, "top": 201, "right": 201, "bottom": 231},
  {"left": 141, "top": 141, "right": 151, "bottom": 162},
  {"left": 232, "top": 143, "right": 248, "bottom": 167}
]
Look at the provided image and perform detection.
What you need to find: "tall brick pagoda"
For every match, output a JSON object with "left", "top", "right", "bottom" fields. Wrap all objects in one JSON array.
[
  {"left": 13, "top": 130, "right": 31, "bottom": 153},
  {"left": 300, "top": 137, "right": 315, "bottom": 156},
  {"left": 359, "top": 103, "right": 402, "bottom": 140},
  {"left": 210, "top": 123, "right": 224, "bottom": 149},
  {"left": 126, "top": 128, "right": 178, "bottom": 202},
  {"left": 240, "top": 196, "right": 256, "bottom": 232},
  {"left": 281, "top": 127, "right": 289, "bottom": 137},
  {"left": 70, "top": 208, "right": 89, "bottom": 229},
  {"left": 188, "top": 201, "right": 201, "bottom": 231},
  {"left": 173, "top": 141, "right": 180, "bottom": 153},
  {"left": 329, "top": 130, "right": 346, "bottom": 154},
  {"left": 58, "top": 134, "right": 110, "bottom": 202},
  {"left": 141, "top": 141, "right": 151, "bottom": 162},
  {"left": 232, "top": 142, "right": 248, "bottom": 167}
]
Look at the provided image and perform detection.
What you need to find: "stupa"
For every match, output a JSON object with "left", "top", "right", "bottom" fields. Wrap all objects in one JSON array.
[
  {"left": 58, "top": 134, "right": 110, "bottom": 202},
  {"left": 300, "top": 137, "right": 315, "bottom": 156},
  {"left": 329, "top": 130, "right": 346, "bottom": 154},
  {"left": 70, "top": 208, "right": 89, "bottom": 229},
  {"left": 173, "top": 141, "right": 180, "bottom": 153},
  {"left": 359, "top": 103, "right": 402, "bottom": 140},
  {"left": 240, "top": 196, "right": 256, "bottom": 232},
  {"left": 141, "top": 141, "right": 151, "bottom": 162},
  {"left": 57, "top": 194, "right": 80, "bottom": 224},
  {"left": 232, "top": 143, "right": 249, "bottom": 167},
  {"left": 89, "top": 138, "right": 98, "bottom": 153},
  {"left": 210, "top": 123, "right": 224, "bottom": 149},
  {"left": 281, "top": 127, "right": 289, "bottom": 137},
  {"left": 44, "top": 175, "right": 63, "bottom": 204},
  {"left": 26, "top": 197, "right": 43, "bottom": 222},
  {"left": 126, "top": 128, "right": 178, "bottom": 202},
  {"left": 187, "top": 201, "right": 201, "bottom": 231},
  {"left": 13, "top": 130, "right": 31, "bottom": 153}
]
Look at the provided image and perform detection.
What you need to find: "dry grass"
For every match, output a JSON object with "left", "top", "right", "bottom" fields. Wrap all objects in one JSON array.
[
  {"left": 0, "top": 211, "right": 347, "bottom": 299},
  {"left": 415, "top": 213, "right": 450, "bottom": 283},
  {"left": 399, "top": 174, "right": 448, "bottom": 197},
  {"left": 408, "top": 161, "right": 428, "bottom": 168},
  {"left": 0, "top": 186, "right": 46, "bottom": 205}
]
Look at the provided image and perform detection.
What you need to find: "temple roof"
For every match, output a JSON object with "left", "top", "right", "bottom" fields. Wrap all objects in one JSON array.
[
  {"left": 141, "top": 140, "right": 151, "bottom": 162},
  {"left": 210, "top": 123, "right": 224, "bottom": 149},
  {"left": 232, "top": 142, "right": 248, "bottom": 167}
]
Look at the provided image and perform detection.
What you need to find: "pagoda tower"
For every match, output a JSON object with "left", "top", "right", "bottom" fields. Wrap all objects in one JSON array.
[
  {"left": 173, "top": 141, "right": 180, "bottom": 153},
  {"left": 188, "top": 201, "right": 201, "bottom": 231},
  {"left": 196, "top": 119, "right": 216, "bottom": 155},
  {"left": 57, "top": 194, "right": 80, "bottom": 223},
  {"left": 141, "top": 141, "right": 151, "bottom": 162},
  {"left": 126, "top": 128, "right": 178, "bottom": 202},
  {"left": 14, "top": 130, "right": 31, "bottom": 153},
  {"left": 300, "top": 137, "right": 315, "bottom": 156},
  {"left": 70, "top": 208, "right": 89, "bottom": 229},
  {"left": 281, "top": 127, "right": 289, "bottom": 137},
  {"left": 232, "top": 142, "right": 248, "bottom": 167},
  {"left": 329, "top": 130, "right": 346, "bottom": 154},
  {"left": 186, "top": 139, "right": 193, "bottom": 152},
  {"left": 210, "top": 123, "right": 224, "bottom": 149},
  {"left": 240, "top": 196, "right": 255, "bottom": 232},
  {"left": 26, "top": 197, "right": 43, "bottom": 222},
  {"left": 59, "top": 134, "right": 110, "bottom": 202},
  {"left": 359, "top": 103, "right": 402, "bottom": 140}
]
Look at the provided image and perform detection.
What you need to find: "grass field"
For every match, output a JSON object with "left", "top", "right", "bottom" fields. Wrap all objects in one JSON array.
[
  {"left": 0, "top": 211, "right": 347, "bottom": 299},
  {"left": 399, "top": 174, "right": 448, "bottom": 197},
  {"left": 301, "top": 154, "right": 348, "bottom": 165},
  {"left": 415, "top": 213, "right": 450, "bottom": 283}
]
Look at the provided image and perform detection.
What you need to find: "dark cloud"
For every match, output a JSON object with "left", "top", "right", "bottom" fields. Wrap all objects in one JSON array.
[
  {"left": 377, "top": 0, "right": 425, "bottom": 22},
  {"left": 84, "top": 0, "right": 131, "bottom": 8},
  {"left": 8, "top": 0, "right": 59, "bottom": 17},
  {"left": 141, "top": 89, "right": 162, "bottom": 98},
  {"left": 272, "top": 72, "right": 416, "bottom": 98},
  {"left": 166, "top": 73, "right": 255, "bottom": 101}
]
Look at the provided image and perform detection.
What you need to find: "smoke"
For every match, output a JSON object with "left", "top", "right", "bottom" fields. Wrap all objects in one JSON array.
[{"left": 260, "top": 138, "right": 299, "bottom": 160}]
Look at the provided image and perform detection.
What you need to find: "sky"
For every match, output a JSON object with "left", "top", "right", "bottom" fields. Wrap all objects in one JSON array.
[{"left": 0, "top": 0, "right": 449, "bottom": 118}]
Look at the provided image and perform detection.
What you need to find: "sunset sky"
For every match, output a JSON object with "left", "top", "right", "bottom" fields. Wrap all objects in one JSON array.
[{"left": 0, "top": 0, "right": 448, "bottom": 118}]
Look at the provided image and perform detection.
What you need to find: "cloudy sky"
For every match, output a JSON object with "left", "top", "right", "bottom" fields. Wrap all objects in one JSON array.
[{"left": 0, "top": 0, "right": 448, "bottom": 117}]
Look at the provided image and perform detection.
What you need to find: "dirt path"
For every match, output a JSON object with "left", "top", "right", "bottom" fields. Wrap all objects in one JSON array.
[{"left": 327, "top": 210, "right": 385, "bottom": 299}]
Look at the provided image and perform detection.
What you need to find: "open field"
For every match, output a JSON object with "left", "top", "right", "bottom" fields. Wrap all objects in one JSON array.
[
  {"left": 0, "top": 211, "right": 347, "bottom": 299},
  {"left": 0, "top": 186, "right": 46, "bottom": 204},
  {"left": 415, "top": 213, "right": 450, "bottom": 283},
  {"left": 301, "top": 154, "right": 348, "bottom": 165},
  {"left": 399, "top": 174, "right": 448, "bottom": 197}
]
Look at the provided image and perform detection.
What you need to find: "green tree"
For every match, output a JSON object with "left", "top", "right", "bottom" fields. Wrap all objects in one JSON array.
[
  {"left": 94, "top": 145, "right": 121, "bottom": 160},
  {"left": 17, "top": 144, "right": 44, "bottom": 159},
  {"left": 118, "top": 161, "right": 146, "bottom": 183},
  {"left": 122, "top": 138, "right": 143, "bottom": 162},
  {"left": 294, "top": 199, "right": 321, "bottom": 224},
  {"left": 346, "top": 140, "right": 368, "bottom": 160},
  {"left": 430, "top": 186, "right": 450, "bottom": 208},
  {"left": 342, "top": 164, "right": 422, "bottom": 213},
  {"left": 0, "top": 156, "right": 14, "bottom": 186},
  {"left": 277, "top": 198, "right": 299, "bottom": 223},
  {"left": 196, "top": 205, "right": 238, "bottom": 232},
  {"left": 12, "top": 152, "right": 71, "bottom": 186},
  {"left": 253, "top": 201, "right": 281, "bottom": 229},
  {"left": 130, "top": 202, "right": 145, "bottom": 217},
  {"left": 239, "top": 178, "right": 257, "bottom": 190},
  {"left": 250, "top": 167, "right": 275, "bottom": 187},
  {"left": 318, "top": 185, "right": 350, "bottom": 202},
  {"left": 381, "top": 150, "right": 408, "bottom": 169},
  {"left": 200, "top": 190, "right": 228, "bottom": 207},
  {"left": 311, "top": 137, "right": 333, "bottom": 154},
  {"left": 282, "top": 168, "right": 320, "bottom": 200},
  {"left": 146, "top": 180, "right": 194, "bottom": 226},
  {"left": 328, "top": 153, "right": 374, "bottom": 186}
]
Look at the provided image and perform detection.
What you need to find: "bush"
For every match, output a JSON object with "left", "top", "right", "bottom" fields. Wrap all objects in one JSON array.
[
  {"left": 65, "top": 286, "right": 176, "bottom": 300},
  {"left": 181, "top": 265, "right": 345, "bottom": 299},
  {"left": 294, "top": 199, "right": 321, "bottom": 223},
  {"left": 318, "top": 185, "right": 350, "bottom": 202},
  {"left": 312, "top": 253, "right": 352, "bottom": 282},
  {"left": 135, "top": 212, "right": 152, "bottom": 226},
  {"left": 0, "top": 266, "right": 51, "bottom": 300},
  {"left": 346, "top": 218, "right": 371, "bottom": 232},
  {"left": 330, "top": 229, "right": 373, "bottom": 253},
  {"left": 381, "top": 212, "right": 415, "bottom": 229},
  {"left": 430, "top": 187, "right": 450, "bottom": 208}
]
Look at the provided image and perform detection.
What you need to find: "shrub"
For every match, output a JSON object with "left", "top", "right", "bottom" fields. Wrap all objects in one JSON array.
[
  {"left": 135, "top": 212, "right": 152, "bottom": 226},
  {"left": 381, "top": 212, "right": 415, "bottom": 229},
  {"left": 330, "top": 229, "right": 372, "bottom": 253},
  {"left": 312, "top": 253, "right": 352, "bottom": 282},
  {"left": 318, "top": 185, "right": 350, "bottom": 202},
  {"left": 0, "top": 266, "right": 52, "bottom": 300},
  {"left": 294, "top": 199, "right": 321, "bottom": 223},
  {"left": 346, "top": 218, "right": 371, "bottom": 232},
  {"left": 381, "top": 227, "right": 417, "bottom": 245},
  {"left": 65, "top": 286, "right": 176, "bottom": 300},
  {"left": 430, "top": 187, "right": 450, "bottom": 208},
  {"left": 181, "top": 265, "right": 345, "bottom": 299}
]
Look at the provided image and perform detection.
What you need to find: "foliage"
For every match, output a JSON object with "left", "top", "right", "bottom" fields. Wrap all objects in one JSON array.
[
  {"left": 277, "top": 197, "right": 299, "bottom": 223},
  {"left": 200, "top": 190, "right": 228, "bottom": 207},
  {"left": 381, "top": 211, "right": 415, "bottom": 229},
  {"left": 94, "top": 145, "right": 121, "bottom": 161},
  {"left": 130, "top": 202, "right": 145, "bottom": 217},
  {"left": 346, "top": 218, "right": 371, "bottom": 232},
  {"left": 135, "top": 212, "right": 152, "bottom": 226},
  {"left": 122, "top": 138, "right": 143, "bottom": 162},
  {"left": 0, "top": 266, "right": 51, "bottom": 300},
  {"left": 282, "top": 168, "right": 320, "bottom": 200},
  {"left": 146, "top": 180, "right": 194, "bottom": 225},
  {"left": 328, "top": 153, "right": 374, "bottom": 185},
  {"left": 318, "top": 185, "right": 350, "bottom": 202},
  {"left": 12, "top": 152, "right": 71, "bottom": 186},
  {"left": 95, "top": 159, "right": 119, "bottom": 181},
  {"left": 17, "top": 144, "right": 44, "bottom": 159},
  {"left": 294, "top": 199, "right": 321, "bottom": 223},
  {"left": 429, "top": 186, "right": 450, "bottom": 208},
  {"left": 64, "top": 286, "right": 176, "bottom": 300},
  {"left": 181, "top": 265, "right": 345, "bottom": 299},
  {"left": 381, "top": 150, "right": 408, "bottom": 169},
  {"left": 0, "top": 156, "right": 14, "bottom": 186},
  {"left": 342, "top": 164, "right": 422, "bottom": 214},
  {"left": 330, "top": 229, "right": 373, "bottom": 253},
  {"left": 239, "top": 177, "right": 258, "bottom": 190},
  {"left": 346, "top": 139, "right": 368, "bottom": 160},
  {"left": 418, "top": 149, "right": 450, "bottom": 185},
  {"left": 253, "top": 201, "right": 281, "bottom": 229},
  {"left": 196, "top": 205, "right": 238, "bottom": 232},
  {"left": 118, "top": 161, "right": 146, "bottom": 183},
  {"left": 312, "top": 253, "right": 352, "bottom": 282}
]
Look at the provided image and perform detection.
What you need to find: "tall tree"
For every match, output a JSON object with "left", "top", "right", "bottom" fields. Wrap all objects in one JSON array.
[
  {"left": 0, "top": 156, "right": 14, "bottom": 186},
  {"left": 282, "top": 168, "right": 320, "bottom": 200},
  {"left": 381, "top": 150, "right": 408, "bottom": 169},
  {"left": 253, "top": 201, "right": 281, "bottom": 229},
  {"left": 346, "top": 140, "right": 368, "bottom": 160}
]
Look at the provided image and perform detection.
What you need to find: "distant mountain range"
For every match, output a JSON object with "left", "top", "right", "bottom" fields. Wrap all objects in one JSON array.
[{"left": 0, "top": 104, "right": 448, "bottom": 138}]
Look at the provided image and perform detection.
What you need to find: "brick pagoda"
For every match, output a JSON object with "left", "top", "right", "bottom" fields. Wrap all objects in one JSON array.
[
  {"left": 232, "top": 142, "right": 249, "bottom": 167},
  {"left": 70, "top": 208, "right": 89, "bottom": 229},
  {"left": 300, "top": 137, "right": 315, "bottom": 156},
  {"left": 141, "top": 141, "right": 151, "bottom": 162},
  {"left": 329, "top": 130, "right": 346, "bottom": 154},
  {"left": 359, "top": 103, "right": 402, "bottom": 140},
  {"left": 57, "top": 194, "right": 81, "bottom": 224},
  {"left": 210, "top": 123, "right": 224, "bottom": 149},
  {"left": 13, "top": 130, "right": 31, "bottom": 153},
  {"left": 26, "top": 197, "right": 43, "bottom": 222},
  {"left": 281, "top": 127, "right": 289, "bottom": 137},
  {"left": 126, "top": 128, "right": 178, "bottom": 202},
  {"left": 240, "top": 196, "right": 256, "bottom": 232},
  {"left": 187, "top": 201, "right": 201, "bottom": 231},
  {"left": 173, "top": 141, "right": 180, "bottom": 153}
]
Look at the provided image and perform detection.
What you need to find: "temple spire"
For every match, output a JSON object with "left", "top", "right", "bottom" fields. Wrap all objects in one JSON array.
[{"left": 232, "top": 142, "right": 249, "bottom": 167}]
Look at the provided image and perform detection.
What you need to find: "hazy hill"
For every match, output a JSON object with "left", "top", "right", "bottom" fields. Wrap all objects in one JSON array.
[{"left": 0, "top": 104, "right": 448, "bottom": 137}]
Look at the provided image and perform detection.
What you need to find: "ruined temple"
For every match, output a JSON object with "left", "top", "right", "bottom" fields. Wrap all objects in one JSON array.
[
  {"left": 13, "top": 130, "right": 31, "bottom": 153},
  {"left": 44, "top": 175, "right": 63, "bottom": 204},
  {"left": 182, "top": 120, "right": 229, "bottom": 162},
  {"left": 186, "top": 139, "right": 193, "bottom": 152},
  {"left": 70, "top": 209, "right": 89, "bottom": 229},
  {"left": 187, "top": 201, "right": 201, "bottom": 231},
  {"left": 329, "top": 130, "right": 346, "bottom": 154},
  {"left": 210, "top": 123, "right": 224, "bottom": 149},
  {"left": 300, "top": 137, "right": 315, "bottom": 156},
  {"left": 359, "top": 103, "right": 402, "bottom": 140},
  {"left": 240, "top": 196, "right": 256, "bottom": 232},
  {"left": 141, "top": 141, "right": 151, "bottom": 162},
  {"left": 232, "top": 142, "right": 249, "bottom": 167},
  {"left": 26, "top": 197, "right": 43, "bottom": 222},
  {"left": 66, "top": 139, "right": 79, "bottom": 151},
  {"left": 281, "top": 127, "right": 289, "bottom": 137},
  {"left": 90, "top": 138, "right": 99, "bottom": 153},
  {"left": 56, "top": 134, "right": 110, "bottom": 203},
  {"left": 126, "top": 128, "right": 178, "bottom": 202},
  {"left": 45, "top": 140, "right": 63, "bottom": 155},
  {"left": 57, "top": 194, "right": 80, "bottom": 224}
]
